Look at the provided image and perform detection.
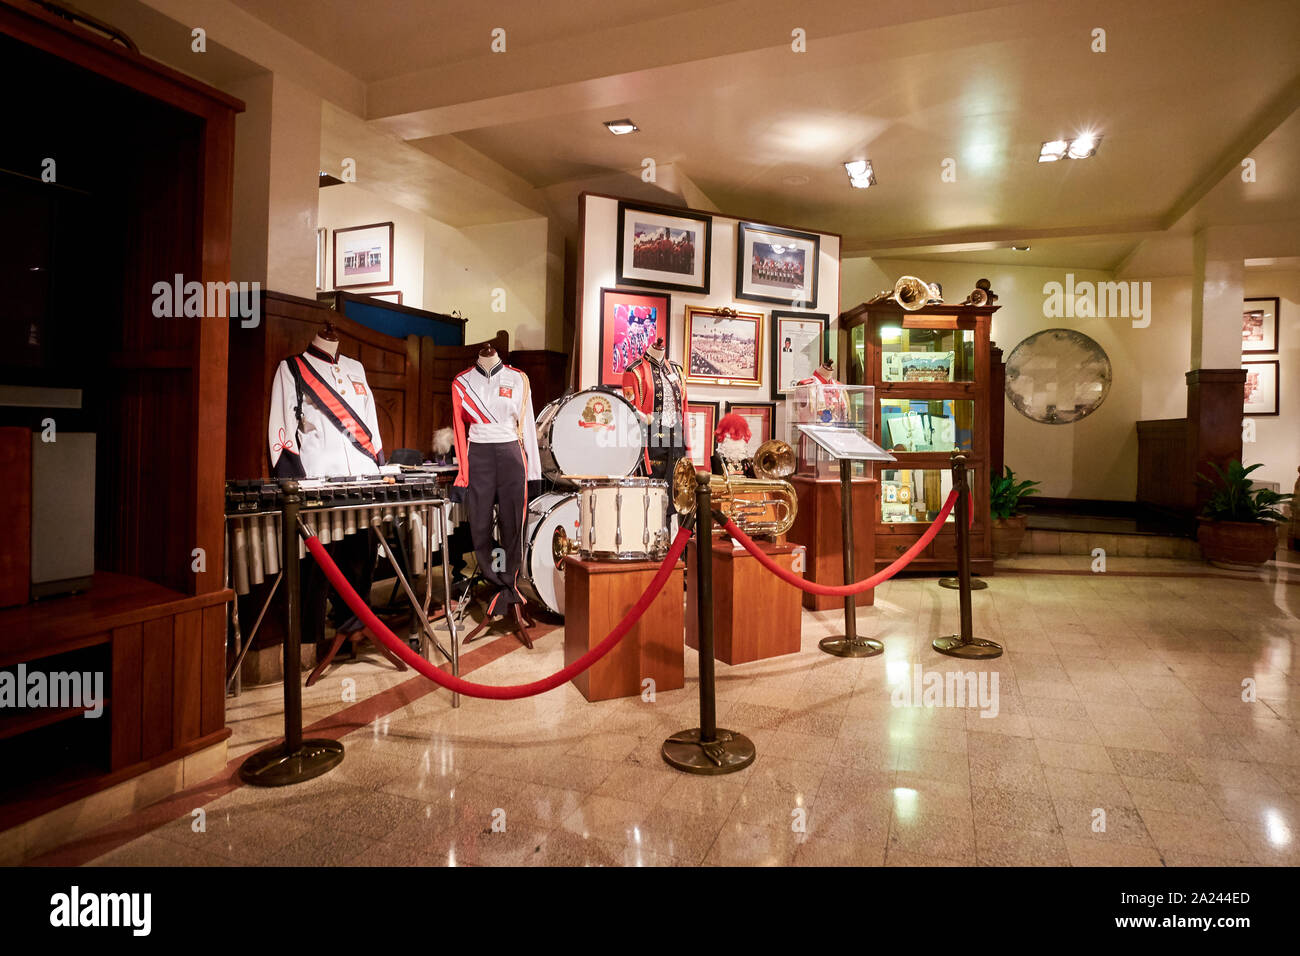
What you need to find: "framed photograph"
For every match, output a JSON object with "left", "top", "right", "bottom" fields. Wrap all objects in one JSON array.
[
  {"left": 684, "top": 306, "right": 764, "bottom": 387},
  {"left": 735, "top": 221, "right": 820, "bottom": 306},
  {"left": 1243, "top": 360, "right": 1279, "bottom": 416},
  {"left": 726, "top": 401, "right": 775, "bottom": 459},
  {"left": 597, "top": 288, "right": 671, "bottom": 387},
  {"left": 364, "top": 290, "right": 403, "bottom": 304},
  {"left": 616, "top": 202, "right": 712, "bottom": 294},
  {"left": 333, "top": 221, "right": 394, "bottom": 289},
  {"left": 685, "top": 401, "right": 719, "bottom": 469},
  {"left": 315, "top": 227, "right": 327, "bottom": 291},
  {"left": 882, "top": 350, "right": 955, "bottom": 383},
  {"left": 771, "top": 311, "right": 829, "bottom": 397},
  {"left": 1243, "top": 297, "right": 1279, "bottom": 354}
]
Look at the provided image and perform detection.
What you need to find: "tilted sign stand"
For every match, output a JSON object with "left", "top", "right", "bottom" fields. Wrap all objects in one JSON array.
[{"left": 795, "top": 424, "right": 896, "bottom": 659}]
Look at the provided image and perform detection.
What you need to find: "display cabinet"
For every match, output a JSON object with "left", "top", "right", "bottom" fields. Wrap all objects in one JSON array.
[{"left": 838, "top": 299, "right": 997, "bottom": 574}]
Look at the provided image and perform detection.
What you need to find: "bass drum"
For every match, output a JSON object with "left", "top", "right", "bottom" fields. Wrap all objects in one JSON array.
[
  {"left": 520, "top": 491, "right": 580, "bottom": 617},
  {"left": 536, "top": 388, "right": 643, "bottom": 486}
]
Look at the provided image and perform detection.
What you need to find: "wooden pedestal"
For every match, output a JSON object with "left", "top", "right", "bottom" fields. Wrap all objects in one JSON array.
[
  {"left": 563, "top": 557, "right": 684, "bottom": 702},
  {"left": 788, "top": 476, "right": 876, "bottom": 611},
  {"left": 685, "top": 537, "right": 802, "bottom": 665}
]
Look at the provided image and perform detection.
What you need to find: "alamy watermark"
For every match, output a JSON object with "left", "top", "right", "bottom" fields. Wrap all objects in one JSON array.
[
  {"left": 1043, "top": 273, "right": 1151, "bottom": 328},
  {"left": 891, "top": 665, "right": 1000, "bottom": 718},
  {"left": 0, "top": 664, "right": 104, "bottom": 718},
  {"left": 152, "top": 274, "right": 261, "bottom": 328}
]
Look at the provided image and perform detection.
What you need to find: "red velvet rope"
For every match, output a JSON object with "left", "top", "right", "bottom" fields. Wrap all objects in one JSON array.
[
  {"left": 723, "top": 488, "right": 959, "bottom": 596},
  {"left": 304, "top": 526, "right": 692, "bottom": 700}
]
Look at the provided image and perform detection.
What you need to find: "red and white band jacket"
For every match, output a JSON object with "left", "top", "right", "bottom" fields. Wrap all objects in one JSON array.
[{"left": 451, "top": 360, "right": 543, "bottom": 488}]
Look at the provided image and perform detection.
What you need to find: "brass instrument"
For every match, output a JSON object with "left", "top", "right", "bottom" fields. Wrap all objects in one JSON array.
[
  {"left": 868, "top": 275, "right": 944, "bottom": 311},
  {"left": 672, "top": 440, "right": 798, "bottom": 537},
  {"left": 962, "top": 277, "right": 998, "bottom": 307}
]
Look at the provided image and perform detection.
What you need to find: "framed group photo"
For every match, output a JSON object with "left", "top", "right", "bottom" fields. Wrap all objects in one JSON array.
[
  {"left": 726, "top": 401, "right": 775, "bottom": 459},
  {"left": 597, "top": 288, "right": 671, "bottom": 387},
  {"left": 333, "top": 221, "right": 394, "bottom": 289},
  {"left": 1242, "top": 297, "right": 1279, "bottom": 354},
  {"left": 1243, "top": 360, "right": 1279, "bottom": 416},
  {"left": 735, "top": 221, "right": 820, "bottom": 306},
  {"left": 685, "top": 401, "right": 719, "bottom": 469},
  {"left": 771, "top": 311, "right": 829, "bottom": 397},
  {"left": 684, "top": 306, "right": 764, "bottom": 387},
  {"left": 616, "top": 202, "right": 712, "bottom": 295}
]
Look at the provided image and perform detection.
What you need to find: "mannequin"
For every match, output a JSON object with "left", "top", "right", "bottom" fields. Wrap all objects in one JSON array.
[
  {"left": 622, "top": 336, "right": 690, "bottom": 480},
  {"left": 451, "top": 342, "right": 543, "bottom": 648},
  {"left": 711, "top": 413, "right": 752, "bottom": 478},
  {"left": 268, "top": 319, "right": 383, "bottom": 665},
  {"left": 797, "top": 360, "right": 847, "bottom": 423}
]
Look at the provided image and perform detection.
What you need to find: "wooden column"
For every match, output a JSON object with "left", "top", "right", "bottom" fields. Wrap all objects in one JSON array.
[{"left": 1186, "top": 369, "right": 1247, "bottom": 512}]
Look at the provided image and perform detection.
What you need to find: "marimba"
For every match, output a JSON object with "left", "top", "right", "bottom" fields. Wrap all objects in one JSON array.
[{"left": 223, "top": 473, "right": 460, "bottom": 706}]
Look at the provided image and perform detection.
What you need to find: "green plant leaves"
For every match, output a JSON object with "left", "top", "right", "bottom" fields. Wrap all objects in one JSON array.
[
  {"left": 1197, "top": 459, "right": 1294, "bottom": 523},
  {"left": 990, "top": 465, "right": 1041, "bottom": 519}
]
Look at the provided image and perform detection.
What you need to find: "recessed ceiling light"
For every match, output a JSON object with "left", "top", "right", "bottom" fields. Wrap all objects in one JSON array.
[
  {"left": 783, "top": 174, "right": 810, "bottom": 186},
  {"left": 1012, "top": 245, "right": 1030, "bottom": 251},
  {"left": 603, "top": 118, "right": 638, "bottom": 135},
  {"left": 844, "top": 159, "right": 875, "bottom": 188},
  {"left": 1040, "top": 133, "right": 1101, "bottom": 162}
]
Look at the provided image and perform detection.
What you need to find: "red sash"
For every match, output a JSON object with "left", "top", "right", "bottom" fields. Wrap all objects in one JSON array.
[{"left": 289, "top": 355, "right": 380, "bottom": 463}]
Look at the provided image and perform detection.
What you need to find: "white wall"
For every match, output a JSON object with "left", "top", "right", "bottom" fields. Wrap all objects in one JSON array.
[
  {"left": 578, "top": 194, "right": 842, "bottom": 433},
  {"left": 317, "top": 184, "right": 555, "bottom": 350},
  {"left": 841, "top": 257, "right": 1188, "bottom": 501}
]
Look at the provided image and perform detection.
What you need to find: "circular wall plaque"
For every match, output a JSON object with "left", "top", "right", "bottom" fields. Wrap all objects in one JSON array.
[{"left": 1004, "top": 328, "right": 1112, "bottom": 425}]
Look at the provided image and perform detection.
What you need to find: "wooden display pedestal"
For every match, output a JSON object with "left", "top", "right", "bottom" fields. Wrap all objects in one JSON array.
[
  {"left": 788, "top": 476, "right": 876, "bottom": 611},
  {"left": 685, "top": 537, "right": 802, "bottom": 664},
  {"left": 562, "top": 557, "right": 684, "bottom": 702}
]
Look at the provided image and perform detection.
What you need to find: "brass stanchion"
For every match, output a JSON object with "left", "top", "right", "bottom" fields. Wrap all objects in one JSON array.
[
  {"left": 939, "top": 577, "right": 987, "bottom": 590},
  {"left": 240, "top": 479, "right": 346, "bottom": 786},
  {"left": 662, "top": 470, "right": 755, "bottom": 775},
  {"left": 933, "top": 455, "right": 1002, "bottom": 660},
  {"left": 820, "top": 457, "right": 883, "bottom": 658}
]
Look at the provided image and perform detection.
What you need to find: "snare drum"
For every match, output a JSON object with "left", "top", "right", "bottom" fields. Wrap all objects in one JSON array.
[
  {"left": 520, "top": 491, "right": 579, "bottom": 616},
  {"left": 537, "top": 388, "right": 643, "bottom": 486},
  {"left": 576, "top": 477, "right": 669, "bottom": 561}
]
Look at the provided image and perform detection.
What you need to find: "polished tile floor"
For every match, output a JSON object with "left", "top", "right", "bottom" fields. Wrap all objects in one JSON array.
[{"left": 80, "top": 553, "right": 1300, "bottom": 867}]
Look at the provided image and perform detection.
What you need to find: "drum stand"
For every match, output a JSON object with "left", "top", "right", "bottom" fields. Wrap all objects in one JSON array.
[{"left": 461, "top": 603, "right": 536, "bottom": 649}]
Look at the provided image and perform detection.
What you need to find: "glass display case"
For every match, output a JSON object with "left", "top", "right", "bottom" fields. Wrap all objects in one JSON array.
[
  {"left": 785, "top": 382, "right": 875, "bottom": 479},
  {"left": 838, "top": 297, "right": 997, "bottom": 572}
]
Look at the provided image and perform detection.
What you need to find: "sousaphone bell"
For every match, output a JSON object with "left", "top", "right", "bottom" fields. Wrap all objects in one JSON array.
[{"left": 672, "top": 440, "right": 798, "bottom": 537}]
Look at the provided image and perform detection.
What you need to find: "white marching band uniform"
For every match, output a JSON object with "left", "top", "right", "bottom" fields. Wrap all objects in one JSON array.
[{"left": 268, "top": 344, "right": 384, "bottom": 478}]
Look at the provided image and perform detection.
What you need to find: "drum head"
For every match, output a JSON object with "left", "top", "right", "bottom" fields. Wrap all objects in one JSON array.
[
  {"left": 523, "top": 492, "right": 579, "bottom": 616},
  {"left": 541, "top": 389, "right": 642, "bottom": 481}
]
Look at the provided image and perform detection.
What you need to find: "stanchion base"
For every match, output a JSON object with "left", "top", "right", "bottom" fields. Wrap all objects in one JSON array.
[
  {"left": 239, "top": 739, "right": 345, "bottom": 787},
  {"left": 662, "top": 728, "right": 755, "bottom": 775},
  {"left": 819, "top": 635, "right": 884, "bottom": 658},
  {"left": 932, "top": 635, "right": 1003, "bottom": 659},
  {"left": 938, "top": 577, "right": 988, "bottom": 590}
]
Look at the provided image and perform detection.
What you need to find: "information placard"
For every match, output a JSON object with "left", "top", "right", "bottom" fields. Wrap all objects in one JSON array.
[{"left": 795, "top": 424, "right": 896, "bottom": 462}]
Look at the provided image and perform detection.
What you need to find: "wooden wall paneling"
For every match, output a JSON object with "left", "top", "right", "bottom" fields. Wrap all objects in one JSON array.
[
  {"left": 140, "top": 617, "right": 174, "bottom": 759},
  {"left": 403, "top": 334, "right": 421, "bottom": 452},
  {"left": 171, "top": 608, "right": 203, "bottom": 747},
  {"left": 509, "top": 349, "right": 569, "bottom": 413},
  {"left": 418, "top": 335, "right": 437, "bottom": 452},
  {"left": 0, "top": 428, "right": 31, "bottom": 607},
  {"left": 1186, "top": 369, "right": 1247, "bottom": 514},
  {"left": 1137, "top": 418, "right": 1192, "bottom": 513},
  {"left": 109, "top": 623, "right": 142, "bottom": 770},
  {"left": 200, "top": 604, "right": 226, "bottom": 735}
]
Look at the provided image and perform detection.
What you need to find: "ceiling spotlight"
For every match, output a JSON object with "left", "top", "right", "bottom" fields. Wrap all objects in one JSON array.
[
  {"left": 1040, "top": 133, "right": 1102, "bottom": 162},
  {"left": 603, "top": 118, "right": 638, "bottom": 135},
  {"left": 1067, "top": 132, "right": 1101, "bottom": 159},
  {"left": 1012, "top": 245, "right": 1030, "bottom": 251},
  {"left": 844, "top": 159, "right": 875, "bottom": 188},
  {"left": 1038, "top": 140, "right": 1069, "bottom": 163}
]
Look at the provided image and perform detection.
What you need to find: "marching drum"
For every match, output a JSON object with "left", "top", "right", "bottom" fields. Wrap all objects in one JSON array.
[
  {"left": 520, "top": 491, "right": 579, "bottom": 616},
  {"left": 536, "top": 388, "right": 643, "bottom": 486},
  {"left": 576, "top": 477, "right": 669, "bottom": 562}
]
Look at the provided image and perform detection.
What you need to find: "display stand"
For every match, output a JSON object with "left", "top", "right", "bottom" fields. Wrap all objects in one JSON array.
[
  {"left": 563, "top": 557, "right": 684, "bottom": 702},
  {"left": 933, "top": 455, "right": 1002, "bottom": 659},
  {"left": 793, "top": 425, "right": 895, "bottom": 659},
  {"left": 239, "top": 480, "right": 345, "bottom": 786},
  {"left": 686, "top": 538, "right": 801, "bottom": 664},
  {"left": 662, "top": 474, "right": 756, "bottom": 774},
  {"left": 788, "top": 475, "right": 876, "bottom": 611}
]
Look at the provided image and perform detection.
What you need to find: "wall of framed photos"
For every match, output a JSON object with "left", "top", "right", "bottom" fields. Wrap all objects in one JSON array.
[{"left": 576, "top": 193, "right": 841, "bottom": 461}]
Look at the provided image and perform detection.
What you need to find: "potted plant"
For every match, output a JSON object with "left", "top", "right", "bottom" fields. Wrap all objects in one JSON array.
[
  {"left": 990, "top": 466, "right": 1041, "bottom": 558},
  {"left": 1197, "top": 460, "right": 1293, "bottom": 569}
]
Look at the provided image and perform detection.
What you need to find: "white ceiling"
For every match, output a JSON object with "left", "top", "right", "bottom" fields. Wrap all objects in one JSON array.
[{"left": 188, "top": 0, "right": 1300, "bottom": 268}]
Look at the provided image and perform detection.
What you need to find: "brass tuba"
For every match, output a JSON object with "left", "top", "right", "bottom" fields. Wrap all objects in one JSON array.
[
  {"left": 672, "top": 443, "right": 798, "bottom": 537},
  {"left": 893, "top": 275, "right": 944, "bottom": 311}
]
